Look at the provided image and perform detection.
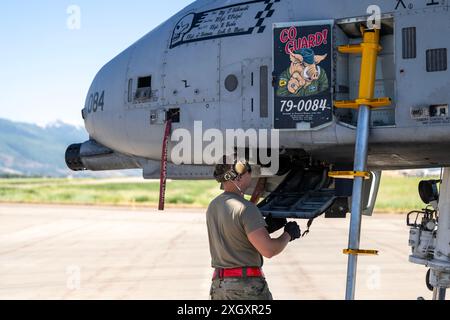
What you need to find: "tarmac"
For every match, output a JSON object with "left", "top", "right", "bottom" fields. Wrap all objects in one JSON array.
[{"left": 0, "top": 204, "right": 437, "bottom": 300}]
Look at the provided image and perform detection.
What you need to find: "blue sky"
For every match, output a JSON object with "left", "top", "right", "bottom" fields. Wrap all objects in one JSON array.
[{"left": 0, "top": 1, "right": 192, "bottom": 126}]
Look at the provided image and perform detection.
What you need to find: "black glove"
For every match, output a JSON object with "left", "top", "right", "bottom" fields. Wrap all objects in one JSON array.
[
  {"left": 265, "top": 214, "right": 287, "bottom": 234},
  {"left": 284, "top": 221, "right": 301, "bottom": 241}
]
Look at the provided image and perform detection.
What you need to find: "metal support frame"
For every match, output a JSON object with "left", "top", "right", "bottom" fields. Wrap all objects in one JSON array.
[
  {"left": 332, "top": 26, "right": 391, "bottom": 300},
  {"left": 430, "top": 167, "right": 450, "bottom": 300},
  {"left": 345, "top": 105, "right": 371, "bottom": 300}
]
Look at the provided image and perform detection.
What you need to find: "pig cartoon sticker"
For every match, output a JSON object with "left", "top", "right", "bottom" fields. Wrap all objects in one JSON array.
[
  {"left": 277, "top": 48, "right": 329, "bottom": 97},
  {"left": 273, "top": 22, "right": 333, "bottom": 130}
]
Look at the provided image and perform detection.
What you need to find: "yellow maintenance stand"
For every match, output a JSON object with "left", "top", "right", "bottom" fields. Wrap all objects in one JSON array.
[{"left": 329, "top": 26, "right": 391, "bottom": 300}]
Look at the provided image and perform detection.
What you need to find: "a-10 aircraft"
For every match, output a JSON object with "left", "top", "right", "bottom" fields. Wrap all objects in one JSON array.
[{"left": 65, "top": 0, "right": 450, "bottom": 300}]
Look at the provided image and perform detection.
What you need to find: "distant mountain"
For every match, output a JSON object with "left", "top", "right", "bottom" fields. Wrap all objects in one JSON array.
[
  {"left": 0, "top": 118, "right": 89, "bottom": 176},
  {"left": 0, "top": 118, "right": 140, "bottom": 177}
]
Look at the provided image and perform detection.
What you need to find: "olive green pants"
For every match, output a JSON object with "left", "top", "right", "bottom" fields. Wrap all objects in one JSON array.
[{"left": 210, "top": 277, "right": 273, "bottom": 300}]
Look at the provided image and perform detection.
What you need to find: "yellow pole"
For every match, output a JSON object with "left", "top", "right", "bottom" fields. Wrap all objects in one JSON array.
[
  {"left": 358, "top": 29, "right": 381, "bottom": 100},
  {"left": 334, "top": 29, "right": 389, "bottom": 110}
]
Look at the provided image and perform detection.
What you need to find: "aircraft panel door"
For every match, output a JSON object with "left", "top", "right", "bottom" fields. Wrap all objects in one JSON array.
[
  {"left": 162, "top": 40, "right": 220, "bottom": 106},
  {"left": 273, "top": 20, "right": 334, "bottom": 130},
  {"left": 242, "top": 58, "right": 272, "bottom": 130}
]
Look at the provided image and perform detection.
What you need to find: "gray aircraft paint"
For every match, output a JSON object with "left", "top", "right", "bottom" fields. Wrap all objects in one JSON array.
[{"left": 78, "top": 0, "right": 449, "bottom": 177}]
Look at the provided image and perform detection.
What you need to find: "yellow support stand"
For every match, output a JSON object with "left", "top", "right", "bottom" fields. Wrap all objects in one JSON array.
[
  {"left": 343, "top": 249, "right": 379, "bottom": 256},
  {"left": 328, "top": 171, "right": 371, "bottom": 180},
  {"left": 336, "top": 26, "right": 389, "bottom": 300},
  {"left": 334, "top": 26, "right": 392, "bottom": 110},
  {"left": 335, "top": 98, "right": 392, "bottom": 109}
]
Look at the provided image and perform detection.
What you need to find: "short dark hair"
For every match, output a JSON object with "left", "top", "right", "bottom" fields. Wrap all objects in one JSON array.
[
  {"left": 213, "top": 163, "right": 233, "bottom": 183},
  {"left": 213, "top": 154, "right": 251, "bottom": 183}
]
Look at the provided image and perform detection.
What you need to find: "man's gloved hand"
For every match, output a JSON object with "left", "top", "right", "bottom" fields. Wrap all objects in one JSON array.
[
  {"left": 284, "top": 221, "right": 301, "bottom": 241},
  {"left": 265, "top": 214, "right": 287, "bottom": 234}
]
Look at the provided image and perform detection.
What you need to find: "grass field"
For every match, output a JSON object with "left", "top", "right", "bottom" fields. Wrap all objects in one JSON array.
[
  {"left": 374, "top": 175, "right": 436, "bottom": 213},
  {"left": 0, "top": 174, "right": 440, "bottom": 213},
  {"left": 0, "top": 178, "right": 222, "bottom": 208}
]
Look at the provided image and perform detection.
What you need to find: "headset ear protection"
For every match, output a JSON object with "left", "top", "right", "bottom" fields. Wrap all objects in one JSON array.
[{"left": 223, "top": 160, "right": 252, "bottom": 182}]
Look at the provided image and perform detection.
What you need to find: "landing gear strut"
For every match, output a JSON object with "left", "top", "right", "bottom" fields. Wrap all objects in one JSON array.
[{"left": 408, "top": 168, "right": 450, "bottom": 300}]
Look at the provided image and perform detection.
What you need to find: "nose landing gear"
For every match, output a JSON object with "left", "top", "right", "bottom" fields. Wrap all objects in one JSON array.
[{"left": 407, "top": 169, "right": 450, "bottom": 300}]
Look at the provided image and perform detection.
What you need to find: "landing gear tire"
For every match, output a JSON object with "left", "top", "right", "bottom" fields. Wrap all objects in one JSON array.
[{"left": 426, "top": 269, "right": 434, "bottom": 292}]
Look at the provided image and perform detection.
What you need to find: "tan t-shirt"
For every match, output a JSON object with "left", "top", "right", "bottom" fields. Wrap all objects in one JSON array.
[{"left": 206, "top": 191, "right": 268, "bottom": 268}]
